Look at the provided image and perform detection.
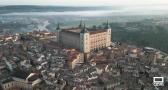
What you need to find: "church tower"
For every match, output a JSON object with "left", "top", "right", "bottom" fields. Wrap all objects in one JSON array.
[
  {"left": 56, "top": 23, "right": 61, "bottom": 43},
  {"left": 105, "top": 20, "right": 112, "bottom": 47},
  {"left": 80, "top": 23, "right": 90, "bottom": 53}
]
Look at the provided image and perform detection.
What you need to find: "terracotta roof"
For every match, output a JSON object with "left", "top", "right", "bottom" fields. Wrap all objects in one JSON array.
[
  {"left": 62, "top": 27, "right": 80, "bottom": 31},
  {"left": 43, "top": 43, "right": 59, "bottom": 49},
  {"left": 89, "top": 29, "right": 106, "bottom": 34},
  {"left": 61, "top": 27, "right": 107, "bottom": 35},
  {"left": 62, "top": 27, "right": 81, "bottom": 34},
  {"left": 67, "top": 51, "right": 79, "bottom": 62}
]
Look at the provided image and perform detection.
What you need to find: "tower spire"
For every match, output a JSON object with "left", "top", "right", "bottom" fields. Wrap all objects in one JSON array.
[
  {"left": 79, "top": 20, "right": 83, "bottom": 28},
  {"left": 80, "top": 22, "right": 88, "bottom": 33},
  {"left": 83, "top": 23, "right": 86, "bottom": 29},
  {"left": 107, "top": 20, "right": 109, "bottom": 25},
  {"left": 105, "top": 20, "right": 111, "bottom": 29},
  {"left": 56, "top": 23, "right": 60, "bottom": 30}
]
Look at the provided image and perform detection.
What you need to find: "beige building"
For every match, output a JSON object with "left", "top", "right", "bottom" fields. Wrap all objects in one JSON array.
[
  {"left": 1, "top": 71, "right": 42, "bottom": 90},
  {"left": 67, "top": 50, "right": 83, "bottom": 69},
  {"left": 56, "top": 21, "right": 112, "bottom": 54}
]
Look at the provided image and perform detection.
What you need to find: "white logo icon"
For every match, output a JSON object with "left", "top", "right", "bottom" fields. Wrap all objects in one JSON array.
[{"left": 153, "top": 77, "right": 164, "bottom": 86}]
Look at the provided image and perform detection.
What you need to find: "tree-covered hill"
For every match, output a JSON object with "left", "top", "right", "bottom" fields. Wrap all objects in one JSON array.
[{"left": 109, "top": 19, "right": 168, "bottom": 53}]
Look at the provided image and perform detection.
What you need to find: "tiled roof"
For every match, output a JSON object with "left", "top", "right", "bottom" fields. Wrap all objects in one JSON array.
[
  {"left": 67, "top": 51, "right": 79, "bottom": 62},
  {"left": 61, "top": 27, "right": 107, "bottom": 35},
  {"left": 89, "top": 29, "right": 106, "bottom": 34}
]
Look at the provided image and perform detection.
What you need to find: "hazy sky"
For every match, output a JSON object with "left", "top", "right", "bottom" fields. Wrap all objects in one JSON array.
[{"left": 0, "top": 0, "right": 168, "bottom": 6}]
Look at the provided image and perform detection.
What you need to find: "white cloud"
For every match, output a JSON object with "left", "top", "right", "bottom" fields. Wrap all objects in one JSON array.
[{"left": 0, "top": 0, "right": 168, "bottom": 6}]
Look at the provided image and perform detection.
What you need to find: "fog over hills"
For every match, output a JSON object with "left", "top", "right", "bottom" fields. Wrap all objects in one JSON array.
[
  {"left": 0, "top": 5, "right": 117, "bottom": 14},
  {"left": 0, "top": 5, "right": 168, "bottom": 16}
]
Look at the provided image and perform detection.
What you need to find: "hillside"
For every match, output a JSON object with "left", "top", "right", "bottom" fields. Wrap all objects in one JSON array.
[{"left": 109, "top": 19, "right": 168, "bottom": 53}]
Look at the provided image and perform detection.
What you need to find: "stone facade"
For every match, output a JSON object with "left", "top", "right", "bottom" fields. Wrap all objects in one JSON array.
[{"left": 56, "top": 22, "right": 112, "bottom": 53}]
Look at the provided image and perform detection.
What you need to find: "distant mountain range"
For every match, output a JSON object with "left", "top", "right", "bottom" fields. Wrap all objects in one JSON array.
[{"left": 0, "top": 5, "right": 117, "bottom": 14}]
